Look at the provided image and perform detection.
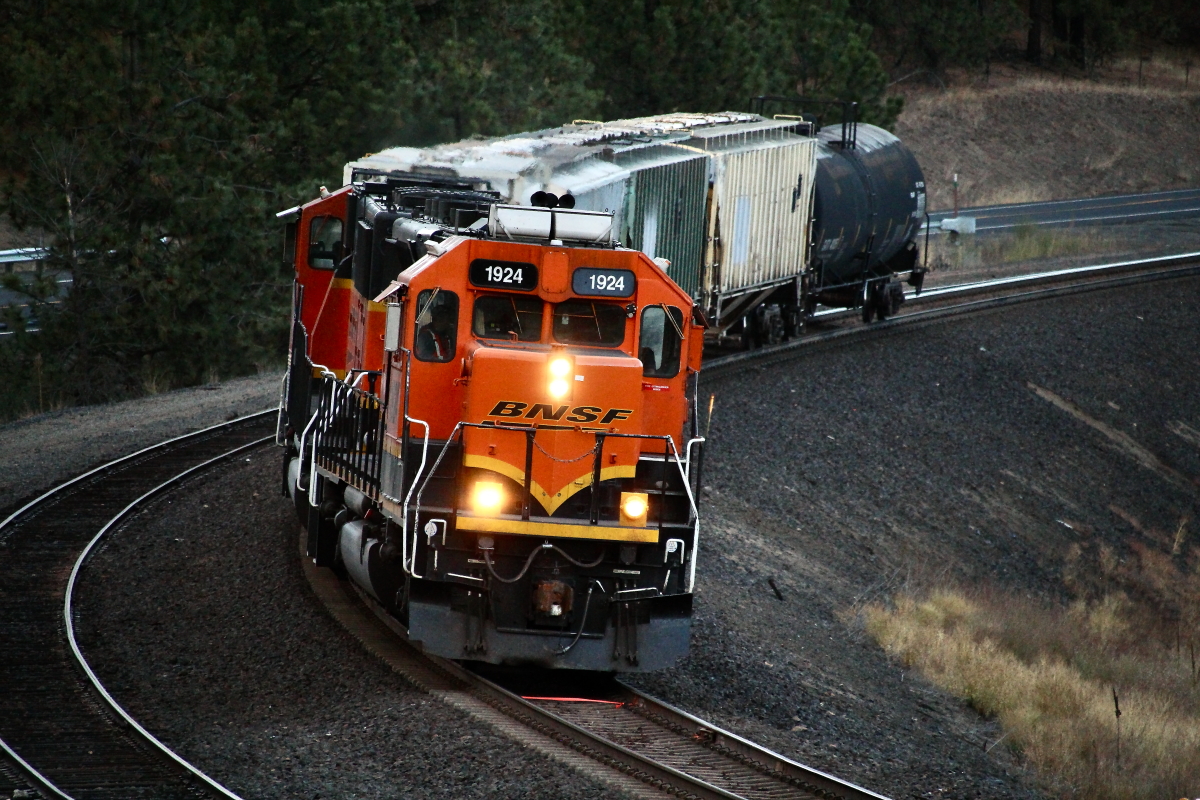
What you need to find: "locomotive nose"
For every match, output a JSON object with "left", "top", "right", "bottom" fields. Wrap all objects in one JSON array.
[{"left": 462, "top": 346, "right": 645, "bottom": 516}]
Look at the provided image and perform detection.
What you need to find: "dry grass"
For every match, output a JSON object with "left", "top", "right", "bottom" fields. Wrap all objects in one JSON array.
[
  {"left": 893, "top": 74, "right": 1200, "bottom": 210},
  {"left": 866, "top": 589, "right": 1200, "bottom": 798},
  {"left": 926, "top": 224, "right": 1128, "bottom": 278}
]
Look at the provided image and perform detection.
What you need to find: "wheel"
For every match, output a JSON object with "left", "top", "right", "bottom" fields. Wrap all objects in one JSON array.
[
  {"left": 877, "top": 286, "right": 893, "bottom": 320},
  {"left": 740, "top": 316, "right": 756, "bottom": 350},
  {"left": 762, "top": 306, "right": 785, "bottom": 346},
  {"left": 783, "top": 304, "right": 803, "bottom": 339}
]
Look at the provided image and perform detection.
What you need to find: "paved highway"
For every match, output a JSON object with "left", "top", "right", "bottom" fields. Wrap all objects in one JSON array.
[{"left": 925, "top": 187, "right": 1200, "bottom": 234}]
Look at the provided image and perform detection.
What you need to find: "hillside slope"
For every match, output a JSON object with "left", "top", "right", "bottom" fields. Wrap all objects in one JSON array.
[{"left": 894, "top": 81, "right": 1200, "bottom": 210}]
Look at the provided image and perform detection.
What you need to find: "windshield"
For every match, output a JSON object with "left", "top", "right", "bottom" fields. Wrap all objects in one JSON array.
[
  {"left": 473, "top": 294, "right": 543, "bottom": 341},
  {"left": 552, "top": 300, "right": 625, "bottom": 346}
]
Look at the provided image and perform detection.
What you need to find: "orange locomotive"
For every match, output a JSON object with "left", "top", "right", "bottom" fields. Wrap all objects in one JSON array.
[{"left": 279, "top": 177, "right": 706, "bottom": 670}]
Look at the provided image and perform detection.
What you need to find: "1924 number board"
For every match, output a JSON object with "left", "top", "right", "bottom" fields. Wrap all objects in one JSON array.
[
  {"left": 572, "top": 267, "right": 636, "bottom": 297},
  {"left": 469, "top": 259, "right": 538, "bottom": 291}
]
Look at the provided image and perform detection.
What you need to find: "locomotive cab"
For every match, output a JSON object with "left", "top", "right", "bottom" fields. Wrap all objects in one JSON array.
[{"left": 281, "top": 183, "right": 706, "bottom": 671}]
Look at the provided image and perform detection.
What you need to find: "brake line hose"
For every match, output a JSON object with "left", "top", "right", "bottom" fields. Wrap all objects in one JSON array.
[
  {"left": 481, "top": 540, "right": 604, "bottom": 584},
  {"left": 554, "top": 581, "right": 599, "bottom": 656}
]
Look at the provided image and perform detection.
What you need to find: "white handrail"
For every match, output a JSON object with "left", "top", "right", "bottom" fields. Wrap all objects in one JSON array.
[{"left": 400, "top": 416, "right": 431, "bottom": 575}]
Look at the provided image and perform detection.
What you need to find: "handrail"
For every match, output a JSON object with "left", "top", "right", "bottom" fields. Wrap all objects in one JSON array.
[
  {"left": 683, "top": 436, "right": 705, "bottom": 478},
  {"left": 405, "top": 423, "right": 701, "bottom": 589},
  {"left": 401, "top": 415, "right": 431, "bottom": 576},
  {"left": 306, "top": 379, "right": 338, "bottom": 507},
  {"left": 307, "top": 377, "right": 385, "bottom": 505},
  {"left": 410, "top": 422, "right": 467, "bottom": 576},
  {"left": 274, "top": 372, "right": 289, "bottom": 446}
]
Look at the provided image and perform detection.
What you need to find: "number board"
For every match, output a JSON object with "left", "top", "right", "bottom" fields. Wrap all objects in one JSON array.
[
  {"left": 572, "top": 267, "right": 636, "bottom": 298},
  {"left": 469, "top": 259, "right": 538, "bottom": 291}
]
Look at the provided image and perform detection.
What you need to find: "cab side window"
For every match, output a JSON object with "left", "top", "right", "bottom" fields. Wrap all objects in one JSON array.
[
  {"left": 639, "top": 305, "right": 683, "bottom": 378},
  {"left": 308, "top": 215, "right": 343, "bottom": 270},
  {"left": 413, "top": 289, "right": 459, "bottom": 362}
]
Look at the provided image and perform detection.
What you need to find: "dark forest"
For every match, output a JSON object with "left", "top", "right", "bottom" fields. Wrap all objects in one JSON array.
[{"left": 1, "top": 0, "right": 1194, "bottom": 417}]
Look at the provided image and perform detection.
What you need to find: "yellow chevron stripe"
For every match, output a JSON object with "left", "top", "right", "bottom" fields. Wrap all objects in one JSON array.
[{"left": 463, "top": 454, "right": 635, "bottom": 514}]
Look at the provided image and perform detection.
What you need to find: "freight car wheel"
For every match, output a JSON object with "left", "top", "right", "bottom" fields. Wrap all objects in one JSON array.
[
  {"left": 762, "top": 305, "right": 786, "bottom": 345},
  {"left": 877, "top": 287, "right": 893, "bottom": 321},
  {"left": 861, "top": 296, "right": 875, "bottom": 324},
  {"left": 783, "top": 304, "right": 804, "bottom": 339}
]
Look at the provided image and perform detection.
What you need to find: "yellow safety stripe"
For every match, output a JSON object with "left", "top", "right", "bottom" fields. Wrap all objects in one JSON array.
[{"left": 456, "top": 515, "right": 659, "bottom": 543}]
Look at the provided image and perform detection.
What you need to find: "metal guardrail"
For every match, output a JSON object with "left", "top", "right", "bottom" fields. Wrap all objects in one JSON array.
[
  {"left": 0, "top": 247, "right": 49, "bottom": 264},
  {"left": 921, "top": 188, "right": 1200, "bottom": 234}
]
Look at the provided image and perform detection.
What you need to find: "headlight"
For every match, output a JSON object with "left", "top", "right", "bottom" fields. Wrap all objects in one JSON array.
[
  {"left": 619, "top": 492, "right": 648, "bottom": 527},
  {"left": 472, "top": 481, "right": 504, "bottom": 514},
  {"left": 547, "top": 353, "right": 574, "bottom": 399}
]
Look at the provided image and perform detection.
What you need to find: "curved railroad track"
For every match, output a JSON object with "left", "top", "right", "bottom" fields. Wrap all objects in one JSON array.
[
  {"left": 5, "top": 247, "right": 1197, "bottom": 799},
  {"left": 0, "top": 412, "right": 274, "bottom": 800},
  {"left": 298, "top": 249, "right": 1200, "bottom": 799},
  {"left": 302, "top": 547, "right": 886, "bottom": 800},
  {"left": 705, "top": 250, "right": 1200, "bottom": 379}
]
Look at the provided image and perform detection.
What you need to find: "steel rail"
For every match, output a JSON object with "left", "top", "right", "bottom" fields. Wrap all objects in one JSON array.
[
  {"left": 930, "top": 186, "right": 1200, "bottom": 216},
  {"left": 329, "top": 566, "right": 886, "bottom": 800},
  {"left": 0, "top": 410, "right": 275, "bottom": 800},
  {"left": 611, "top": 682, "right": 890, "bottom": 800},
  {"left": 706, "top": 252, "right": 1200, "bottom": 379},
  {"left": 458, "top": 662, "right": 887, "bottom": 800}
]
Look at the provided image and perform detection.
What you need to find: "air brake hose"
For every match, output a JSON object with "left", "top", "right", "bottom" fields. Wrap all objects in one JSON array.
[
  {"left": 480, "top": 540, "right": 604, "bottom": 584},
  {"left": 554, "top": 581, "right": 600, "bottom": 656}
]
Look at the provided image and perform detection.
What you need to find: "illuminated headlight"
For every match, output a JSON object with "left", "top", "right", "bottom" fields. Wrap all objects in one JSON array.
[
  {"left": 619, "top": 492, "right": 649, "bottom": 527},
  {"left": 547, "top": 355, "right": 573, "bottom": 399},
  {"left": 472, "top": 481, "right": 505, "bottom": 514}
]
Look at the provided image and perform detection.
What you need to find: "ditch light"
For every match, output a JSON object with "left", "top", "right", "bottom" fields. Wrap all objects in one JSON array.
[{"left": 620, "top": 492, "right": 648, "bottom": 527}]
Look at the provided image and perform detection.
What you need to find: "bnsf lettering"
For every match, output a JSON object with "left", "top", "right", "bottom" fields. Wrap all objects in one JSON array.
[
  {"left": 565, "top": 406, "right": 601, "bottom": 423},
  {"left": 601, "top": 408, "right": 634, "bottom": 424},
  {"left": 489, "top": 401, "right": 527, "bottom": 417},
  {"left": 525, "top": 404, "right": 569, "bottom": 420},
  {"left": 486, "top": 402, "right": 629, "bottom": 425}
]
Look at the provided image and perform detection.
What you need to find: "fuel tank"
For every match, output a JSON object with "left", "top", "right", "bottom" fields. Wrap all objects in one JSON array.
[{"left": 810, "top": 124, "right": 926, "bottom": 290}]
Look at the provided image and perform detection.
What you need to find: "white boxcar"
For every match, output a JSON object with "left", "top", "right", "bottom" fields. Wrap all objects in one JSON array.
[{"left": 688, "top": 121, "right": 817, "bottom": 326}]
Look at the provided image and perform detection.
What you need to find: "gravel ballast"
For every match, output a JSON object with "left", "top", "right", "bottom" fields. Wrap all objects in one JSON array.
[
  {"left": 67, "top": 274, "right": 1199, "bottom": 798},
  {"left": 75, "top": 456, "right": 626, "bottom": 800},
  {"left": 627, "top": 274, "right": 1200, "bottom": 798},
  {"left": 0, "top": 373, "right": 281, "bottom": 513}
]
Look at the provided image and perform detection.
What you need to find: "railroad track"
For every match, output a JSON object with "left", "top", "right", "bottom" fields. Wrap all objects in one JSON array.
[
  {"left": 299, "top": 248, "right": 1200, "bottom": 800},
  {"left": 7, "top": 248, "right": 1198, "bottom": 799},
  {"left": 705, "top": 250, "right": 1200, "bottom": 378},
  {"left": 303, "top": 549, "right": 886, "bottom": 800},
  {"left": 0, "top": 412, "right": 274, "bottom": 800}
]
